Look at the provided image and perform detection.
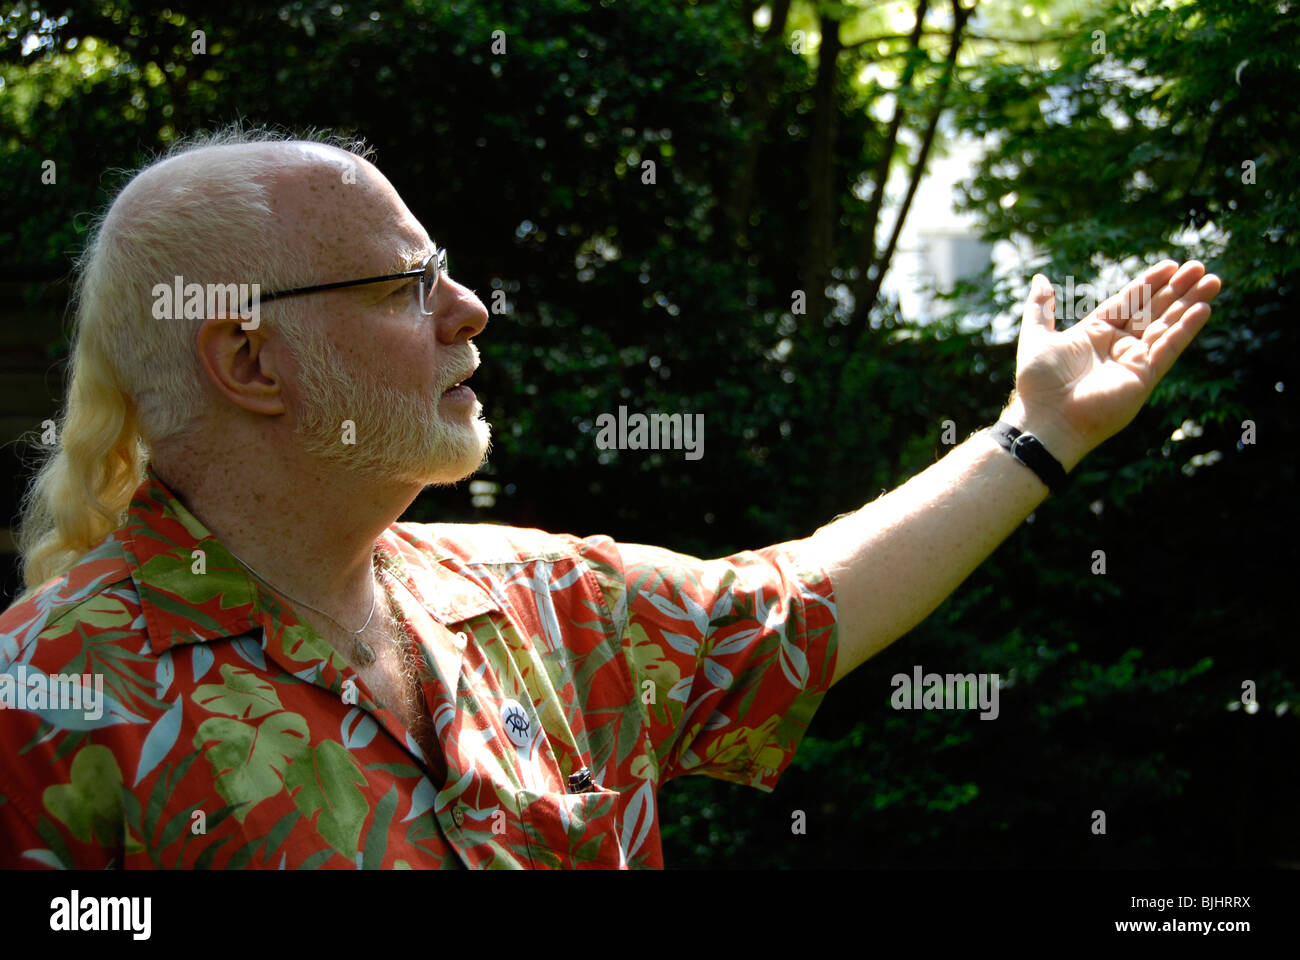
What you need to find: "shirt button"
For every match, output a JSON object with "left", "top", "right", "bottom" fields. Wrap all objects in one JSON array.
[
  {"left": 451, "top": 805, "right": 465, "bottom": 828},
  {"left": 500, "top": 698, "right": 532, "bottom": 747}
]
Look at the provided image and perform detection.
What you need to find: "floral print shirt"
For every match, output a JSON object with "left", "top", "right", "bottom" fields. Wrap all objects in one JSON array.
[{"left": 0, "top": 467, "right": 837, "bottom": 869}]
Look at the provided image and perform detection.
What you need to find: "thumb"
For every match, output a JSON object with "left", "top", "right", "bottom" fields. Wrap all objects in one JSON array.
[{"left": 1022, "top": 273, "right": 1057, "bottom": 335}]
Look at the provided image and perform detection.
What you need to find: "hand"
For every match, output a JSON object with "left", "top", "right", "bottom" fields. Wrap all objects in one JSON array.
[{"left": 1000, "top": 259, "right": 1222, "bottom": 472}]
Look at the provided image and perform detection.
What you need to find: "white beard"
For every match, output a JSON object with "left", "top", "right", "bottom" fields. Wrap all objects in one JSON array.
[{"left": 289, "top": 325, "right": 491, "bottom": 486}]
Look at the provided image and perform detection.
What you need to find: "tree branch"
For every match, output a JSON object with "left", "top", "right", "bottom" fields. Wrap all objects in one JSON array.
[
  {"left": 849, "top": 0, "right": 931, "bottom": 319},
  {"left": 848, "top": 0, "right": 973, "bottom": 341},
  {"left": 724, "top": 0, "right": 793, "bottom": 247},
  {"left": 844, "top": 29, "right": 1070, "bottom": 50},
  {"left": 802, "top": 9, "right": 843, "bottom": 325}
]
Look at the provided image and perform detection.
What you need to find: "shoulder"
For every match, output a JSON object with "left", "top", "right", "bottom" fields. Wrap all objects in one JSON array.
[
  {"left": 389, "top": 519, "right": 624, "bottom": 572},
  {"left": 385, "top": 520, "right": 631, "bottom": 627}
]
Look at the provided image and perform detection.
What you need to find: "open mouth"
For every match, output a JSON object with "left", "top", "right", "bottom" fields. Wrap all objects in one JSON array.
[{"left": 442, "top": 369, "right": 476, "bottom": 397}]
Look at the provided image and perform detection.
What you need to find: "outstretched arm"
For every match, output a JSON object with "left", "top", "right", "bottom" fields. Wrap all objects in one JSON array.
[{"left": 810, "top": 259, "right": 1222, "bottom": 687}]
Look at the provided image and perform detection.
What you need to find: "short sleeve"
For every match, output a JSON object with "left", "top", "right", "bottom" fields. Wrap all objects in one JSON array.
[{"left": 593, "top": 536, "right": 838, "bottom": 793}]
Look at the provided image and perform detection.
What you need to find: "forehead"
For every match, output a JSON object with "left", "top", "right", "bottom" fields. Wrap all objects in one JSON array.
[{"left": 272, "top": 144, "right": 430, "bottom": 274}]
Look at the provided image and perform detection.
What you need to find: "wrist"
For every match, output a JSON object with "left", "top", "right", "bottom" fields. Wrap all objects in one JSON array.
[{"left": 997, "top": 398, "right": 1090, "bottom": 474}]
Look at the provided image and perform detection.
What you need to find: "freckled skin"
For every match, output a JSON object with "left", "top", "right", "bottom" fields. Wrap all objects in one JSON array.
[{"left": 267, "top": 148, "right": 475, "bottom": 405}]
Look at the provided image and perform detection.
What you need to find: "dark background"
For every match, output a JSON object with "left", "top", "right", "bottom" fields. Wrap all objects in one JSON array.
[{"left": 1, "top": 0, "right": 1295, "bottom": 868}]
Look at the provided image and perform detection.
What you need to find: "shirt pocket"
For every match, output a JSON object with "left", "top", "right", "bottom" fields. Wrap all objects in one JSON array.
[{"left": 516, "top": 787, "right": 626, "bottom": 869}]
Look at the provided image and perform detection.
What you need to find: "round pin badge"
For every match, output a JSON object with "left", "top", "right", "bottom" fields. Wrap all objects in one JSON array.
[{"left": 500, "top": 698, "right": 533, "bottom": 747}]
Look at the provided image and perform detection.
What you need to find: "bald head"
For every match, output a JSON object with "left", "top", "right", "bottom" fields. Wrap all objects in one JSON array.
[
  {"left": 107, "top": 139, "right": 427, "bottom": 290},
  {"left": 265, "top": 142, "right": 432, "bottom": 291}
]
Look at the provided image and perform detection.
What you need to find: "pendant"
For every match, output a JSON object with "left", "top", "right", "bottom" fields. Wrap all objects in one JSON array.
[{"left": 351, "top": 636, "right": 376, "bottom": 668}]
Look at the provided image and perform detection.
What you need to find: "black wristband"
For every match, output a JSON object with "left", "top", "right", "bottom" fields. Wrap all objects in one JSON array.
[{"left": 990, "top": 421, "right": 1069, "bottom": 494}]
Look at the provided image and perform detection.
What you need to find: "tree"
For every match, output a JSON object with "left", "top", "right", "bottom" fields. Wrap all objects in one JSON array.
[{"left": 0, "top": 0, "right": 1292, "bottom": 868}]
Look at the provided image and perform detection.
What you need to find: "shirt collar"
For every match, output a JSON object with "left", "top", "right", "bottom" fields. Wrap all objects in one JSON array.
[{"left": 118, "top": 464, "right": 498, "bottom": 655}]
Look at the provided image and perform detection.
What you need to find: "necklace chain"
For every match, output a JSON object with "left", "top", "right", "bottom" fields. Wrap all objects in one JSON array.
[{"left": 223, "top": 544, "right": 387, "bottom": 668}]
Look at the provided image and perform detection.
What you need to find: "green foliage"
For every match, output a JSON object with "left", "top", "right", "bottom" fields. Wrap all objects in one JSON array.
[{"left": 1, "top": 0, "right": 1293, "bottom": 867}]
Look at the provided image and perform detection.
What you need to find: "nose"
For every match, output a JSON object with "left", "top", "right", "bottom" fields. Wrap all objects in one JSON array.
[{"left": 435, "top": 274, "right": 489, "bottom": 345}]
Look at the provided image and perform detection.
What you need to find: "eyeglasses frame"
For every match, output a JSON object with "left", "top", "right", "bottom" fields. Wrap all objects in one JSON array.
[{"left": 253, "top": 246, "right": 446, "bottom": 316}]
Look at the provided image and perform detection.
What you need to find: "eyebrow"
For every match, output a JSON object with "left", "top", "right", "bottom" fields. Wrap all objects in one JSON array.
[
  {"left": 397, "top": 244, "right": 435, "bottom": 273},
  {"left": 359, "top": 245, "right": 423, "bottom": 282},
  {"left": 349, "top": 246, "right": 432, "bottom": 302}
]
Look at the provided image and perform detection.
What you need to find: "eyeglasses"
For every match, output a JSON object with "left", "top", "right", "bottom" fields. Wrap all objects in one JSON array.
[{"left": 256, "top": 246, "right": 447, "bottom": 315}]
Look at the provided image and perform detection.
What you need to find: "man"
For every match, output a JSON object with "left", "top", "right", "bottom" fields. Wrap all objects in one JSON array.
[{"left": 0, "top": 129, "right": 1221, "bottom": 869}]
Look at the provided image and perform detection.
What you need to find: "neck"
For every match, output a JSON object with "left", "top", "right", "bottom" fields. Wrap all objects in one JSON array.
[{"left": 151, "top": 424, "right": 426, "bottom": 630}]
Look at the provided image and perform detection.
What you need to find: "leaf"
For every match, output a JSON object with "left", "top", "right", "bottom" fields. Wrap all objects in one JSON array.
[
  {"left": 155, "top": 801, "right": 204, "bottom": 855},
  {"left": 709, "top": 628, "right": 760, "bottom": 657},
  {"left": 260, "top": 809, "right": 302, "bottom": 863},
  {"left": 136, "top": 552, "right": 255, "bottom": 608},
  {"left": 362, "top": 784, "right": 399, "bottom": 870},
  {"left": 224, "top": 835, "right": 266, "bottom": 870},
  {"left": 136, "top": 586, "right": 229, "bottom": 635},
  {"left": 42, "top": 745, "right": 126, "bottom": 845},
  {"left": 21, "top": 849, "right": 67, "bottom": 869},
  {"left": 702, "top": 658, "right": 734, "bottom": 690},
  {"left": 143, "top": 759, "right": 170, "bottom": 846},
  {"left": 364, "top": 761, "right": 423, "bottom": 778},
  {"left": 645, "top": 594, "right": 689, "bottom": 623},
  {"left": 192, "top": 664, "right": 284, "bottom": 719},
  {"left": 667, "top": 677, "right": 693, "bottom": 703},
  {"left": 192, "top": 834, "right": 232, "bottom": 870},
  {"left": 191, "top": 645, "right": 215, "bottom": 683},
  {"left": 296, "top": 848, "right": 338, "bottom": 870},
  {"left": 154, "top": 650, "right": 175, "bottom": 698},
  {"left": 279, "top": 625, "right": 329, "bottom": 663},
  {"left": 403, "top": 777, "right": 438, "bottom": 823},
  {"left": 777, "top": 638, "right": 809, "bottom": 688},
  {"left": 230, "top": 634, "right": 267, "bottom": 671},
  {"left": 618, "top": 779, "right": 656, "bottom": 859},
  {"left": 574, "top": 831, "right": 607, "bottom": 863},
  {"left": 663, "top": 632, "right": 699, "bottom": 656},
  {"left": 340, "top": 707, "right": 379, "bottom": 750},
  {"left": 36, "top": 594, "right": 133, "bottom": 639},
  {"left": 134, "top": 695, "right": 184, "bottom": 787},
  {"left": 284, "top": 740, "right": 369, "bottom": 860},
  {"left": 194, "top": 712, "right": 311, "bottom": 823},
  {"left": 33, "top": 815, "right": 74, "bottom": 869}
]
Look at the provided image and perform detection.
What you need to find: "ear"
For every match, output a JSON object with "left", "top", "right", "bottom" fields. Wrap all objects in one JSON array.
[{"left": 195, "top": 317, "right": 286, "bottom": 416}]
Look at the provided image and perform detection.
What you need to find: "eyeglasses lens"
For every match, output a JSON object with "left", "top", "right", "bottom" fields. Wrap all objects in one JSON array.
[{"left": 420, "top": 249, "right": 447, "bottom": 315}]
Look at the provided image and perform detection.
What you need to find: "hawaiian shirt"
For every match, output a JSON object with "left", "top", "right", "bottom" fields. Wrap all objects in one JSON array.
[{"left": 0, "top": 466, "right": 837, "bottom": 869}]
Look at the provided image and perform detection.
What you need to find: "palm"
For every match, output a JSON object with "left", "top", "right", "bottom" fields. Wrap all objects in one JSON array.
[{"left": 1013, "top": 260, "right": 1222, "bottom": 456}]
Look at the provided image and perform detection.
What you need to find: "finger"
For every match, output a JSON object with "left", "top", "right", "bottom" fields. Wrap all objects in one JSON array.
[
  {"left": 1089, "top": 260, "right": 1178, "bottom": 331},
  {"left": 1149, "top": 300, "right": 1213, "bottom": 385},
  {"left": 1022, "top": 273, "right": 1057, "bottom": 334},
  {"left": 1143, "top": 273, "right": 1222, "bottom": 345},
  {"left": 1142, "top": 260, "right": 1208, "bottom": 329}
]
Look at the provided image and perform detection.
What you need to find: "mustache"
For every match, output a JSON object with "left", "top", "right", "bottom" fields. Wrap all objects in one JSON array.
[{"left": 436, "top": 342, "right": 480, "bottom": 392}]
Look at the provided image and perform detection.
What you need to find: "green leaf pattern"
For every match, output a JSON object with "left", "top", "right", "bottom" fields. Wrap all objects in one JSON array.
[{"left": 0, "top": 469, "right": 836, "bottom": 869}]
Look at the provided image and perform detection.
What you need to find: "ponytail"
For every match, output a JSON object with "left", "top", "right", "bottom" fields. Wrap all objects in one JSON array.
[{"left": 15, "top": 317, "right": 147, "bottom": 596}]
